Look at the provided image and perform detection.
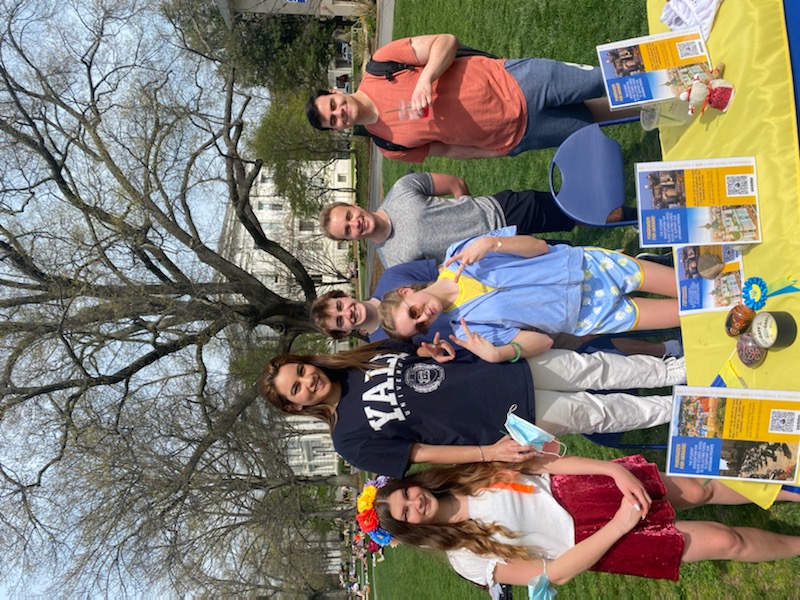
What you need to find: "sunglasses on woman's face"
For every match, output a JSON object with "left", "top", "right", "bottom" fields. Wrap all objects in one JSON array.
[{"left": 403, "top": 299, "right": 429, "bottom": 333}]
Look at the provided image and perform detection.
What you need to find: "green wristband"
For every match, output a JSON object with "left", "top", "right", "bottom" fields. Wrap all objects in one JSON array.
[{"left": 509, "top": 341, "right": 522, "bottom": 363}]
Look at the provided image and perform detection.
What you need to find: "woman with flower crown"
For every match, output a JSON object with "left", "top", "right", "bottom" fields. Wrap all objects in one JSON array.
[{"left": 353, "top": 456, "right": 800, "bottom": 593}]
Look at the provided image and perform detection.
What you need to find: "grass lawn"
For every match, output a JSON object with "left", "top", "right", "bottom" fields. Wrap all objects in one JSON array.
[
  {"left": 369, "top": 1, "right": 800, "bottom": 598},
  {"left": 381, "top": 0, "right": 664, "bottom": 255},
  {"left": 374, "top": 434, "right": 800, "bottom": 599}
]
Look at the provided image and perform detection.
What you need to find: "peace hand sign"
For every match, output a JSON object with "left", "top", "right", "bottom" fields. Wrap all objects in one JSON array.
[{"left": 448, "top": 318, "right": 504, "bottom": 363}]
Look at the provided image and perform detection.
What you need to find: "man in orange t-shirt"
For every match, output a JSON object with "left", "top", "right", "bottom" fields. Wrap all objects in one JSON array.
[{"left": 306, "top": 34, "right": 614, "bottom": 163}]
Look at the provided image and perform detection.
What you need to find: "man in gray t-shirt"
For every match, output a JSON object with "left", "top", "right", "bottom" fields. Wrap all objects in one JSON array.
[{"left": 319, "top": 172, "right": 578, "bottom": 267}]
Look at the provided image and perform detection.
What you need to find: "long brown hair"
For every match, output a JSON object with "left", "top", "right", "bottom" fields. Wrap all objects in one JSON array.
[
  {"left": 374, "top": 462, "right": 544, "bottom": 560},
  {"left": 258, "top": 342, "right": 395, "bottom": 429}
]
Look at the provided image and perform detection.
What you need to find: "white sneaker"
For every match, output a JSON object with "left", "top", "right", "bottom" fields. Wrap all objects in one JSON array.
[{"left": 665, "top": 356, "right": 686, "bottom": 385}]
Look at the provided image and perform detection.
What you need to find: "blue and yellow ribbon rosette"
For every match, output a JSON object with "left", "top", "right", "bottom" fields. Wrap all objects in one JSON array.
[{"left": 742, "top": 275, "right": 800, "bottom": 311}]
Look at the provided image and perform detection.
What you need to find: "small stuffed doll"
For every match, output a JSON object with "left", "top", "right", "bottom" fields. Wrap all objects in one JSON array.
[{"left": 679, "top": 63, "right": 734, "bottom": 116}]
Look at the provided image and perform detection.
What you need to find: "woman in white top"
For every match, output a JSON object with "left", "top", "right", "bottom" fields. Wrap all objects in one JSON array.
[{"left": 370, "top": 455, "right": 800, "bottom": 588}]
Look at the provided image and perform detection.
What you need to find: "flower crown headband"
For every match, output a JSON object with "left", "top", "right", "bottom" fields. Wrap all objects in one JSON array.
[{"left": 355, "top": 476, "right": 393, "bottom": 547}]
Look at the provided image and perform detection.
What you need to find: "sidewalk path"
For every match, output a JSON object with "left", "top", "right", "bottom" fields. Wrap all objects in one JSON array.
[{"left": 364, "top": 0, "right": 394, "bottom": 284}]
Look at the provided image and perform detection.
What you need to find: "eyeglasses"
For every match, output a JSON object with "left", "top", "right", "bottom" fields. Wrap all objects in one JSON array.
[{"left": 402, "top": 299, "right": 428, "bottom": 334}]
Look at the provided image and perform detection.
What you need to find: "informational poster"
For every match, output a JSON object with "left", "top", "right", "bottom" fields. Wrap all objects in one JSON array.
[
  {"left": 667, "top": 386, "right": 800, "bottom": 484},
  {"left": 636, "top": 157, "right": 760, "bottom": 247},
  {"left": 597, "top": 29, "right": 710, "bottom": 109},
  {"left": 675, "top": 245, "right": 744, "bottom": 314}
]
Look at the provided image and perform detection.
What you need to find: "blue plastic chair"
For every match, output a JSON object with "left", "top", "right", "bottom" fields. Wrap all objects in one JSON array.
[{"left": 548, "top": 124, "right": 638, "bottom": 227}]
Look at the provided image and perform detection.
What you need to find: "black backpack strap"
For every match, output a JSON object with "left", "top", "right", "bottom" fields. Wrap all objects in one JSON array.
[
  {"left": 365, "top": 58, "right": 415, "bottom": 80},
  {"left": 370, "top": 136, "right": 413, "bottom": 153},
  {"left": 365, "top": 44, "right": 499, "bottom": 80},
  {"left": 453, "top": 44, "right": 499, "bottom": 60},
  {"left": 352, "top": 125, "right": 412, "bottom": 152}
]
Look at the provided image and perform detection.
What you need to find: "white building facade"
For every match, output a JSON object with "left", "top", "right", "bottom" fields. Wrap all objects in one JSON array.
[
  {"left": 214, "top": 0, "right": 365, "bottom": 24},
  {"left": 219, "top": 159, "right": 356, "bottom": 476},
  {"left": 219, "top": 160, "right": 355, "bottom": 301}
]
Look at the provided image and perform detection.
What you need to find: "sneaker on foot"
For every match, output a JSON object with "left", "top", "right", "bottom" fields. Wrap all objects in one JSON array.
[{"left": 665, "top": 356, "right": 686, "bottom": 385}]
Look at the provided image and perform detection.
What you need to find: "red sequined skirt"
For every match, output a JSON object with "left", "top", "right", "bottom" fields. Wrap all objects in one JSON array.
[{"left": 550, "top": 455, "right": 685, "bottom": 580}]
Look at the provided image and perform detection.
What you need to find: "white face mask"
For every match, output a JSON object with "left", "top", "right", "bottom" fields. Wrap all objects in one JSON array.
[{"left": 504, "top": 405, "right": 567, "bottom": 458}]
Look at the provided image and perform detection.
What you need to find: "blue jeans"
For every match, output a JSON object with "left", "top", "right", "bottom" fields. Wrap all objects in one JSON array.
[{"left": 505, "top": 58, "right": 605, "bottom": 154}]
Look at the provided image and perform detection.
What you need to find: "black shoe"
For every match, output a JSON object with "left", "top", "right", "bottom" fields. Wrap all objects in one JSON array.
[{"left": 636, "top": 252, "right": 674, "bottom": 267}]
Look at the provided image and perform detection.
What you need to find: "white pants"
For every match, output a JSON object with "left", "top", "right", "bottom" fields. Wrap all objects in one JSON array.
[{"left": 528, "top": 349, "right": 674, "bottom": 435}]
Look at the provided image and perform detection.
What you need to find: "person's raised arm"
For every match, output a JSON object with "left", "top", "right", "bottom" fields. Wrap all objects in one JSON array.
[
  {"left": 428, "top": 142, "right": 504, "bottom": 160},
  {"left": 449, "top": 324, "right": 553, "bottom": 363},
  {"left": 428, "top": 172, "right": 470, "bottom": 197},
  {"left": 408, "top": 34, "right": 459, "bottom": 113},
  {"left": 444, "top": 235, "right": 548, "bottom": 280},
  {"left": 492, "top": 235, "right": 549, "bottom": 258},
  {"left": 493, "top": 498, "right": 643, "bottom": 585},
  {"left": 410, "top": 436, "right": 535, "bottom": 466}
]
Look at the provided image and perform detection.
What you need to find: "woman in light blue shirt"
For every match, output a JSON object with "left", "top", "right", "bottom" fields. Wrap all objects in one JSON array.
[{"left": 379, "top": 226, "right": 678, "bottom": 362}]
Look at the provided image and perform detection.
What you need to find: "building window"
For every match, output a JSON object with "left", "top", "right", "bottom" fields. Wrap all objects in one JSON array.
[
  {"left": 298, "top": 219, "right": 316, "bottom": 232},
  {"left": 259, "top": 221, "right": 282, "bottom": 234},
  {"left": 257, "top": 201, "right": 283, "bottom": 211},
  {"left": 305, "top": 240, "right": 323, "bottom": 254},
  {"left": 337, "top": 173, "right": 347, "bottom": 183},
  {"left": 337, "top": 240, "right": 349, "bottom": 250},
  {"left": 311, "top": 274, "right": 323, "bottom": 284}
]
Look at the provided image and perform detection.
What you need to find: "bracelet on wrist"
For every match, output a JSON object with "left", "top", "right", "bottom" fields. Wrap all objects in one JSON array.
[
  {"left": 478, "top": 445, "right": 485, "bottom": 462},
  {"left": 509, "top": 341, "right": 522, "bottom": 363}
]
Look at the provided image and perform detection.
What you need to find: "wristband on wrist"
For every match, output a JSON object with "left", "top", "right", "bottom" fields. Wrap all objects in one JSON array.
[
  {"left": 509, "top": 341, "right": 522, "bottom": 363},
  {"left": 478, "top": 445, "right": 485, "bottom": 462}
]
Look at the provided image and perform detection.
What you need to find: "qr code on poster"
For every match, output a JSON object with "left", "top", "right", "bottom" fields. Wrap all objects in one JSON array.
[
  {"left": 725, "top": 174, "right": 755, "bottom": 196},
  {"left": 676, "top": 40, "right": 704, "bottom": 59},
  {"left": 769, "top": 410, "right": 800, "bottom": 434}
]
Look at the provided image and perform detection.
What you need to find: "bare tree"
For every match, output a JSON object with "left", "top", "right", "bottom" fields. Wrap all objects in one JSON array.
[
  {"left": 50, "top": 383, "right": 356, "bottom": 596},
  {"left": 0, "top": 0, "right": 348, "bottom": 594}
]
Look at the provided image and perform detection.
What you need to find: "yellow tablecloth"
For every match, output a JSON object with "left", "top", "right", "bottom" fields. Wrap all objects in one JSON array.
[{"left": 647, "top": 0, "right": 800, "bottom": 506}]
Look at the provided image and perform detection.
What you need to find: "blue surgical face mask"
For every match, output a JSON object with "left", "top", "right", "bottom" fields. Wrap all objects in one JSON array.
[
  {"left": 505, "top": 405, "right": 567, "bottom": 458},
  {"left": 528, "top": 572, "right": 556, "bottom": 600}
]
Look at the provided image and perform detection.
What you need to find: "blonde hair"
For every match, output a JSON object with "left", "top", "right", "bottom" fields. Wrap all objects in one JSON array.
[{"left": 378, "top": 284, "right": 428, "bottom": 341}]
